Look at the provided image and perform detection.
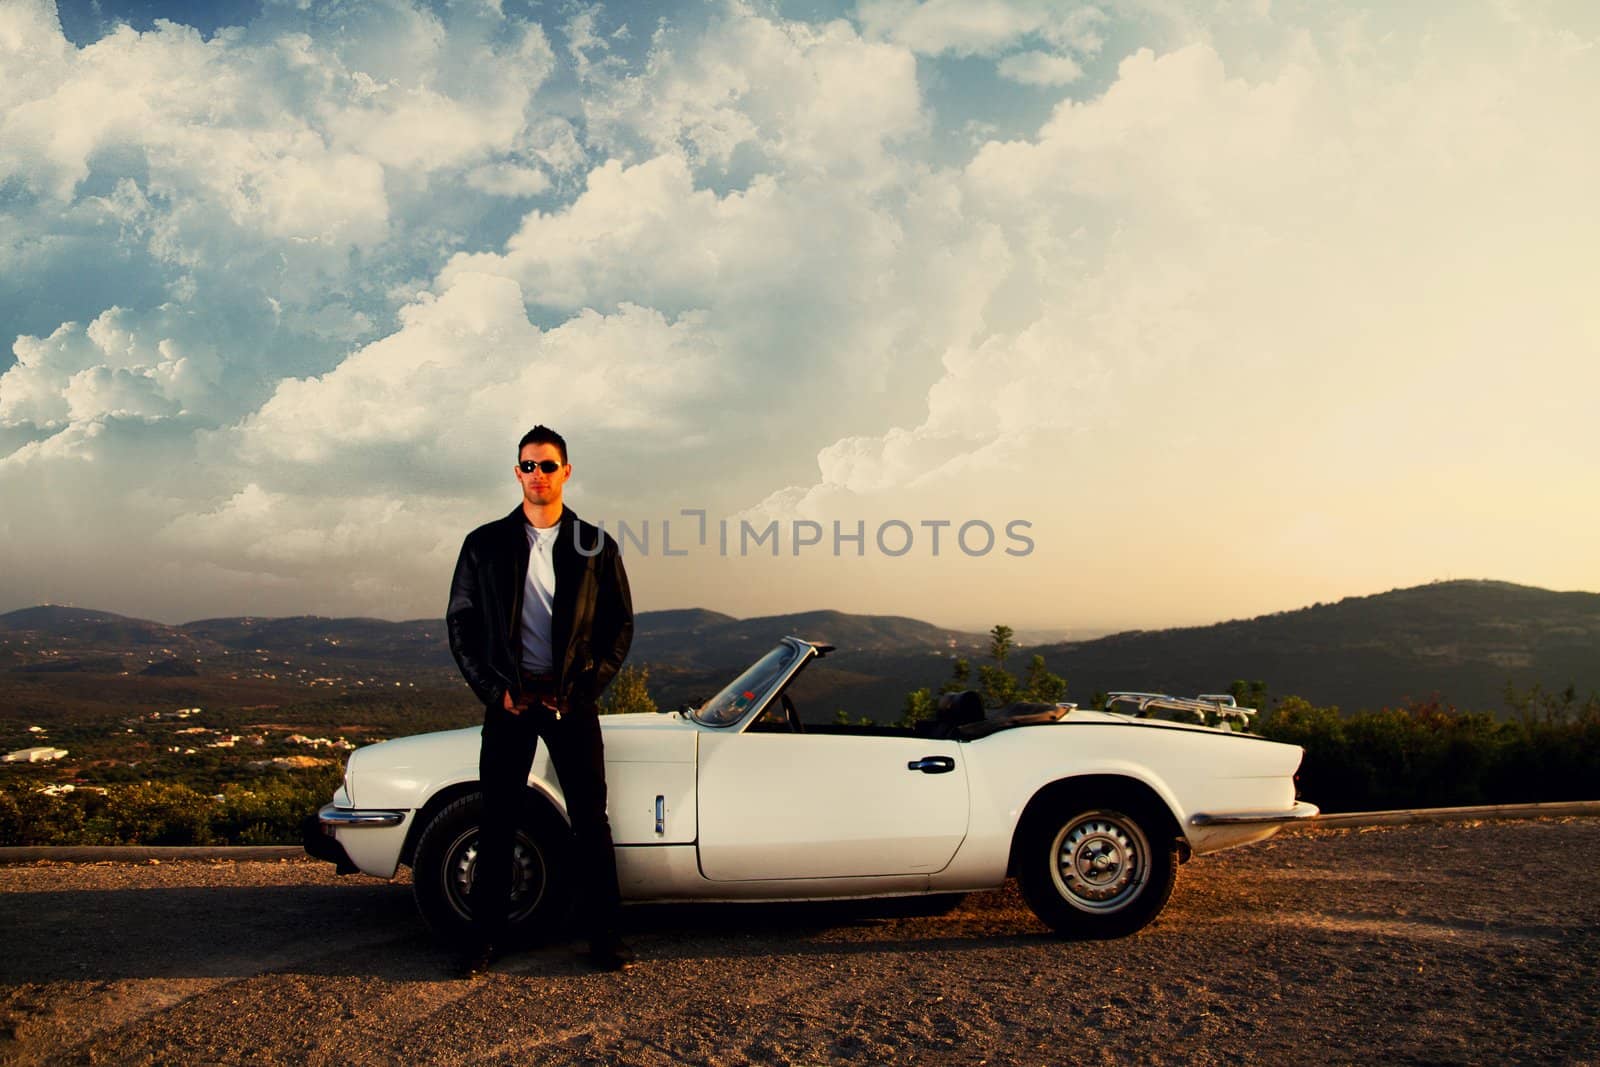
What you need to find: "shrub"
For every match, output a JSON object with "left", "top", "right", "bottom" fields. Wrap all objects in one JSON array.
[
  {"left": 1257, "top": 690, "right": 1600, "bottom": 813},
  {"left": 89, "top": 781, "right": 216, "bottom": 846},
  {"left": 0, "top": 786, "right": 89, "bottom": 846},
  {"left": 0, "top": 764, "right": 344, "bottom": 846}
]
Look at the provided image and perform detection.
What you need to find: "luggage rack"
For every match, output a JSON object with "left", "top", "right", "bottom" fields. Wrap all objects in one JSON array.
[{"left": 1104, "top": 691, "right": 1257, "bottom": 728}]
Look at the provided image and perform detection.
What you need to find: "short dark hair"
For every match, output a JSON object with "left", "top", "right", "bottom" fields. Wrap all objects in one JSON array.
[{"left": 517, "top": 425, "right": 567, "bottom": 464}]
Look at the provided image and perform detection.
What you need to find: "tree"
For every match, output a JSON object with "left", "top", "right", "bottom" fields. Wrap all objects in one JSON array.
[
  {"left": 939, "top": 657, "right": 970, "bottom": 694},
  {"left": 899, "top": 687, "right": 937, "bottom": 728},
  {"left": 599, "top": 664, "right": 657, "bottom": 715},
  {"left": 977, "top": 662, "right": 1018, "bottom": 708},
  {"left": 1021, "top": 654, "right": 1067, "bottom": 703},
  {"left": 1228, "top": 679, "right": 1269, "bottom": 713},
  {"left": 988, "top": 625, "right": 1015, "bottom": 669},
  {"left": 917, "top": 624, "right": 1068, "bottom": 713}
]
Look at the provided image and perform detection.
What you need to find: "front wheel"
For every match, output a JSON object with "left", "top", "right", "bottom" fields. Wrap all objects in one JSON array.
[
  {"left": 411, "top": 793, "right": 572, "bottom": 945},
  {"left": 1016, "top": 800, "right": 1177, "bottom": 939}
]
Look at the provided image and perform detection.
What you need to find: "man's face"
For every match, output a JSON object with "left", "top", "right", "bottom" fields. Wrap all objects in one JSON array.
[{"left": 515, "top": 443, "right": 570, "bottom": 509}]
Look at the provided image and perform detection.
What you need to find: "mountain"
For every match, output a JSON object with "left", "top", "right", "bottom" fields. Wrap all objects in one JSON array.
[
  {"left": 182, "top": 615, "right": 455, "bottom": 666},
  {"left": 2, "top": 581, "right": 1595, "bottom": 719},
  {"left": 0, "top": 606, "right": 187, "bottom": 647},
  {"left": 1028, "top": 580, "right": 1600, "bottom": 714},
  {"left": 630, "top": 608, "right": 980, "bottom": 669}
]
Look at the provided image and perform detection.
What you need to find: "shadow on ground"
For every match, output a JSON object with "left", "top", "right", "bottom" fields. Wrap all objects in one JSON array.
[{"left": 0, "top": 879, "right": 1045, "bottom": 984}]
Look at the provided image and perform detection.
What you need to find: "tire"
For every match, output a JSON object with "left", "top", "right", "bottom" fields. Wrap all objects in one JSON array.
[
  {"left": 410, "top": 792, "right": 572, "bottom": 945},
  {"left": 1016, "top": 795, "right": 1178, "bottom": 939}
]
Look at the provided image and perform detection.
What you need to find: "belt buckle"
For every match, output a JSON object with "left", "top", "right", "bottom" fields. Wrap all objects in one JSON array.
[{"left": 524, "top": 672, "right": 559, "bottom": 720}]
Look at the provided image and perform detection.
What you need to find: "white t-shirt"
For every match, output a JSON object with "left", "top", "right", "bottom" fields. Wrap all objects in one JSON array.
[{"left": 519, "top": 522, "right": 560, "bottom": 671}]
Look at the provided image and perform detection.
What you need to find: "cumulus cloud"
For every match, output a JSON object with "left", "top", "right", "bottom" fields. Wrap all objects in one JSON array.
[
  {"left": 741, "top": 10, "right": 1600, "bottom": 622},
  {"left": 0, "top": 0, "right": 558, "bottom": 418},
  {"left": 997, "top": 49, "right": 1085, "bottom": 85},
  {"left": 1, "top": 304, "right": 232, "bottom": 428},
  {"left": 856, "top": 0, "right": 1105, "bottom": 59},
  {"left": 3, "top": 0, "right": 1598, "bottom": 626},
  {"left": 582, "top": 9, "right": 925, "bottom": 178},
  {"left": 464, "top": 163, "right": 552, "bottom": 197},
  {"left": 228, "top": 271, "right": 725, "bottom": 490}
]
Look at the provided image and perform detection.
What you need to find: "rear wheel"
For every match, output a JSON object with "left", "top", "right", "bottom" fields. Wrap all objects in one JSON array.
[
  {"left": 1017, "top": 797, "right": 1177, "bottom": 939},
  {"left": 411, "top": 792, "right": 572, "bottom": 945}
]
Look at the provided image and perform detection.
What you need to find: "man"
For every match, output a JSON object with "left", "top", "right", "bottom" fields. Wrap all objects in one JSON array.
[{"left": 446, "top": 425, "right": 635, "bottom": 974}]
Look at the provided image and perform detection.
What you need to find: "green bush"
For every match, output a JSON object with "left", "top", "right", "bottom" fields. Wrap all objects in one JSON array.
[
  {"left": 0, "top": 765, "right": 343, "bottom": 847},
  {"left": 0, "top": 786, "right": 88, "bottom": 845},
  {"left": 214, "top": 771, "right": 342, "bottom": 844},
  {"left": 87, "top": 781, "right": 216, "bottom": 845},
  {"left": 1256, "top": 688, "right": 1600, "bottom": 812}
]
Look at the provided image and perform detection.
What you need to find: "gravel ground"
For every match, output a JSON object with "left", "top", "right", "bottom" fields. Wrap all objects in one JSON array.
[{"left": 1, "top": 819, "right": 1597, "bottom": 1066}]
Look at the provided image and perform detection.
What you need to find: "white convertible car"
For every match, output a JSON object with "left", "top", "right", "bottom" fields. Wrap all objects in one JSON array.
[{"left": 306, "top": 637, "right": 1316, "bottom": 940}]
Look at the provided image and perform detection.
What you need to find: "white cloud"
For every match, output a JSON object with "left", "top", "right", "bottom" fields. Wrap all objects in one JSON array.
[
  {"left": 464, "top": 162, "right": 552, "bottom": 197},
  {"left": 563, "top": 4, "right": 626, "bottom": 81},
  {"left": 856, "top": 0, "right": 1105, "bottom": 59},
  {"left": 445, "top": 155, "right": 830, "bottom": 310},
  {"left": 0, "top": 0, "right": 561, "bottom": 440},
  {"left": 750, "top": 12, "right": 1600, "bottom": 625},
  {"left": 997, "top": 49, "right": 1084, "bottom": 85},
  {"left": 161, "top": 483, "right": 455, "bottom": 590},
  {"left": 583, "top": 9, "right": 925, "bottom": 178},
  {"left": 1, "top": 304, "right": 230, "bottom": 428},
  {"left": 856, "top": 0, "right": 1051, "bottom": 57},
  {"left": 3, "top": 0, "right": 1599, "bottom": 626},
  {"left": 227, "top": 271, "right": 726, "bottom": 493},
  {"left": 0, "top": 1, "right": 556, "bottom": 278}
]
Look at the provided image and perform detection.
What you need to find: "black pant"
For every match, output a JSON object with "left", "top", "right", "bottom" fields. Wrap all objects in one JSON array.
[{"left": 470, "top": 701, "right": 620, "bottom": 946}]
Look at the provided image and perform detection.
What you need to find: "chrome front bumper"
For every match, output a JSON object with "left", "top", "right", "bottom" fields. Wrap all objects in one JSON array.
[
  {"left": 318, "top": 805, "right": 406, "bottom": 828},
  {"left": 1189, "top": 801, "right": 1321, "bottom": 827},
  {"left": 305, "top": 804, "right": 408, "bottom": 875}
]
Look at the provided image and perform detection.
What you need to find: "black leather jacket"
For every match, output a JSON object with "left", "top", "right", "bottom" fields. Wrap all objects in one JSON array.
[{"left": 446, "top": 505, "right": 633, "bottom": 715}]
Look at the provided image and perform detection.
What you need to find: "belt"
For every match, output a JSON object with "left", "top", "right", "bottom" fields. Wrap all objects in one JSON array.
[{"left": 517, "top": 669, "right": 563, "bottom": 719}]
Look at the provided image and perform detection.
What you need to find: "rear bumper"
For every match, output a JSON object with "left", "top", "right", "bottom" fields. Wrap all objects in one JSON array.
[{"left": 1188, "top": 801, "right": 1321, "bottom": 827}]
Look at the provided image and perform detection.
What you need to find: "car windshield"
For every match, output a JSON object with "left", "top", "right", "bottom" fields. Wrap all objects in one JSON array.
[{"left": 692, "top": 642, "right": 803, "bottom": 727}]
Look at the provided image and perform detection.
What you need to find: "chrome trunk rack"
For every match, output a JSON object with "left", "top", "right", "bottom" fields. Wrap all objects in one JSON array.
[{"left": 1104, "top": 691, "right": 1257, "bottom": 728}]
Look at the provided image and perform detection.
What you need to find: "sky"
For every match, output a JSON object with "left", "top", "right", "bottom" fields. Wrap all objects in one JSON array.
[{"left": 1, "top": 0, "right": 1597, "bottom": 633}]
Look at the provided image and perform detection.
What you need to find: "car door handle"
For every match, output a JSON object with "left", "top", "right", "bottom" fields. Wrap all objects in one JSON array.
[{"left": 907, "top": 756, "right": 956, "bottom": 774}]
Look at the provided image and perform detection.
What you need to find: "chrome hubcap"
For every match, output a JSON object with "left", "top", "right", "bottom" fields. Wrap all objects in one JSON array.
[{"left": 1050, "top": 812, "right": 1150, "bottom": 913}]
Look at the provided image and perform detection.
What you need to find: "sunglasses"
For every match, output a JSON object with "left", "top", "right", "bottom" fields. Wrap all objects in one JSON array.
[{"left": 518, "top": 460, "right": 563, "bottom": 474}]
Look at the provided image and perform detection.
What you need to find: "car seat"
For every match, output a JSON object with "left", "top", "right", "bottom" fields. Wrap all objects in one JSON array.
[{"left": 913, "top": 689, "right": 985, "bottom": 739}]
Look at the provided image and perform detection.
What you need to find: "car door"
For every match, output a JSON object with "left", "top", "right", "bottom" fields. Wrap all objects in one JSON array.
[{"left": 695, "top": 730, "right": 969, "bottom": 881}]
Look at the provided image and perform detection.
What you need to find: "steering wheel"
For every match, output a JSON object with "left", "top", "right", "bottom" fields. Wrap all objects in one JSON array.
[{"left": 781, "top": 693, "right": 804, "bottom": 734}]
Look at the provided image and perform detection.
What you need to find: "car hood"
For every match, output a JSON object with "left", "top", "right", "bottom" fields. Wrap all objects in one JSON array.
[{"left": 349, "top": 713, "right": 699, "bottom": 792}]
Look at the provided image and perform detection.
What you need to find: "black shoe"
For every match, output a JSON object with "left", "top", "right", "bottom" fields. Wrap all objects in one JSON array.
[
  {"left": 586, "top": 936, "right": 636, "bottom": 972},
  {"left": 453, "top": 943, "right": 498, "bottom": 979}
]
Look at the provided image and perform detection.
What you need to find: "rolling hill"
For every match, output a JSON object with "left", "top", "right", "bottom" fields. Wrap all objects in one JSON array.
[
  {"left": 1025, "top": 580, "right": 1600, "bottom": 715},
  {"left": 2, "top": 580, "right": 1595, "bottom": 720}
]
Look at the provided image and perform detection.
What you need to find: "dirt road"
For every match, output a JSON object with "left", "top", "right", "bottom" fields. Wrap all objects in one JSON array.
[{"left": 2, "top": 819, "right": 1597, "bottom": 1065}]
